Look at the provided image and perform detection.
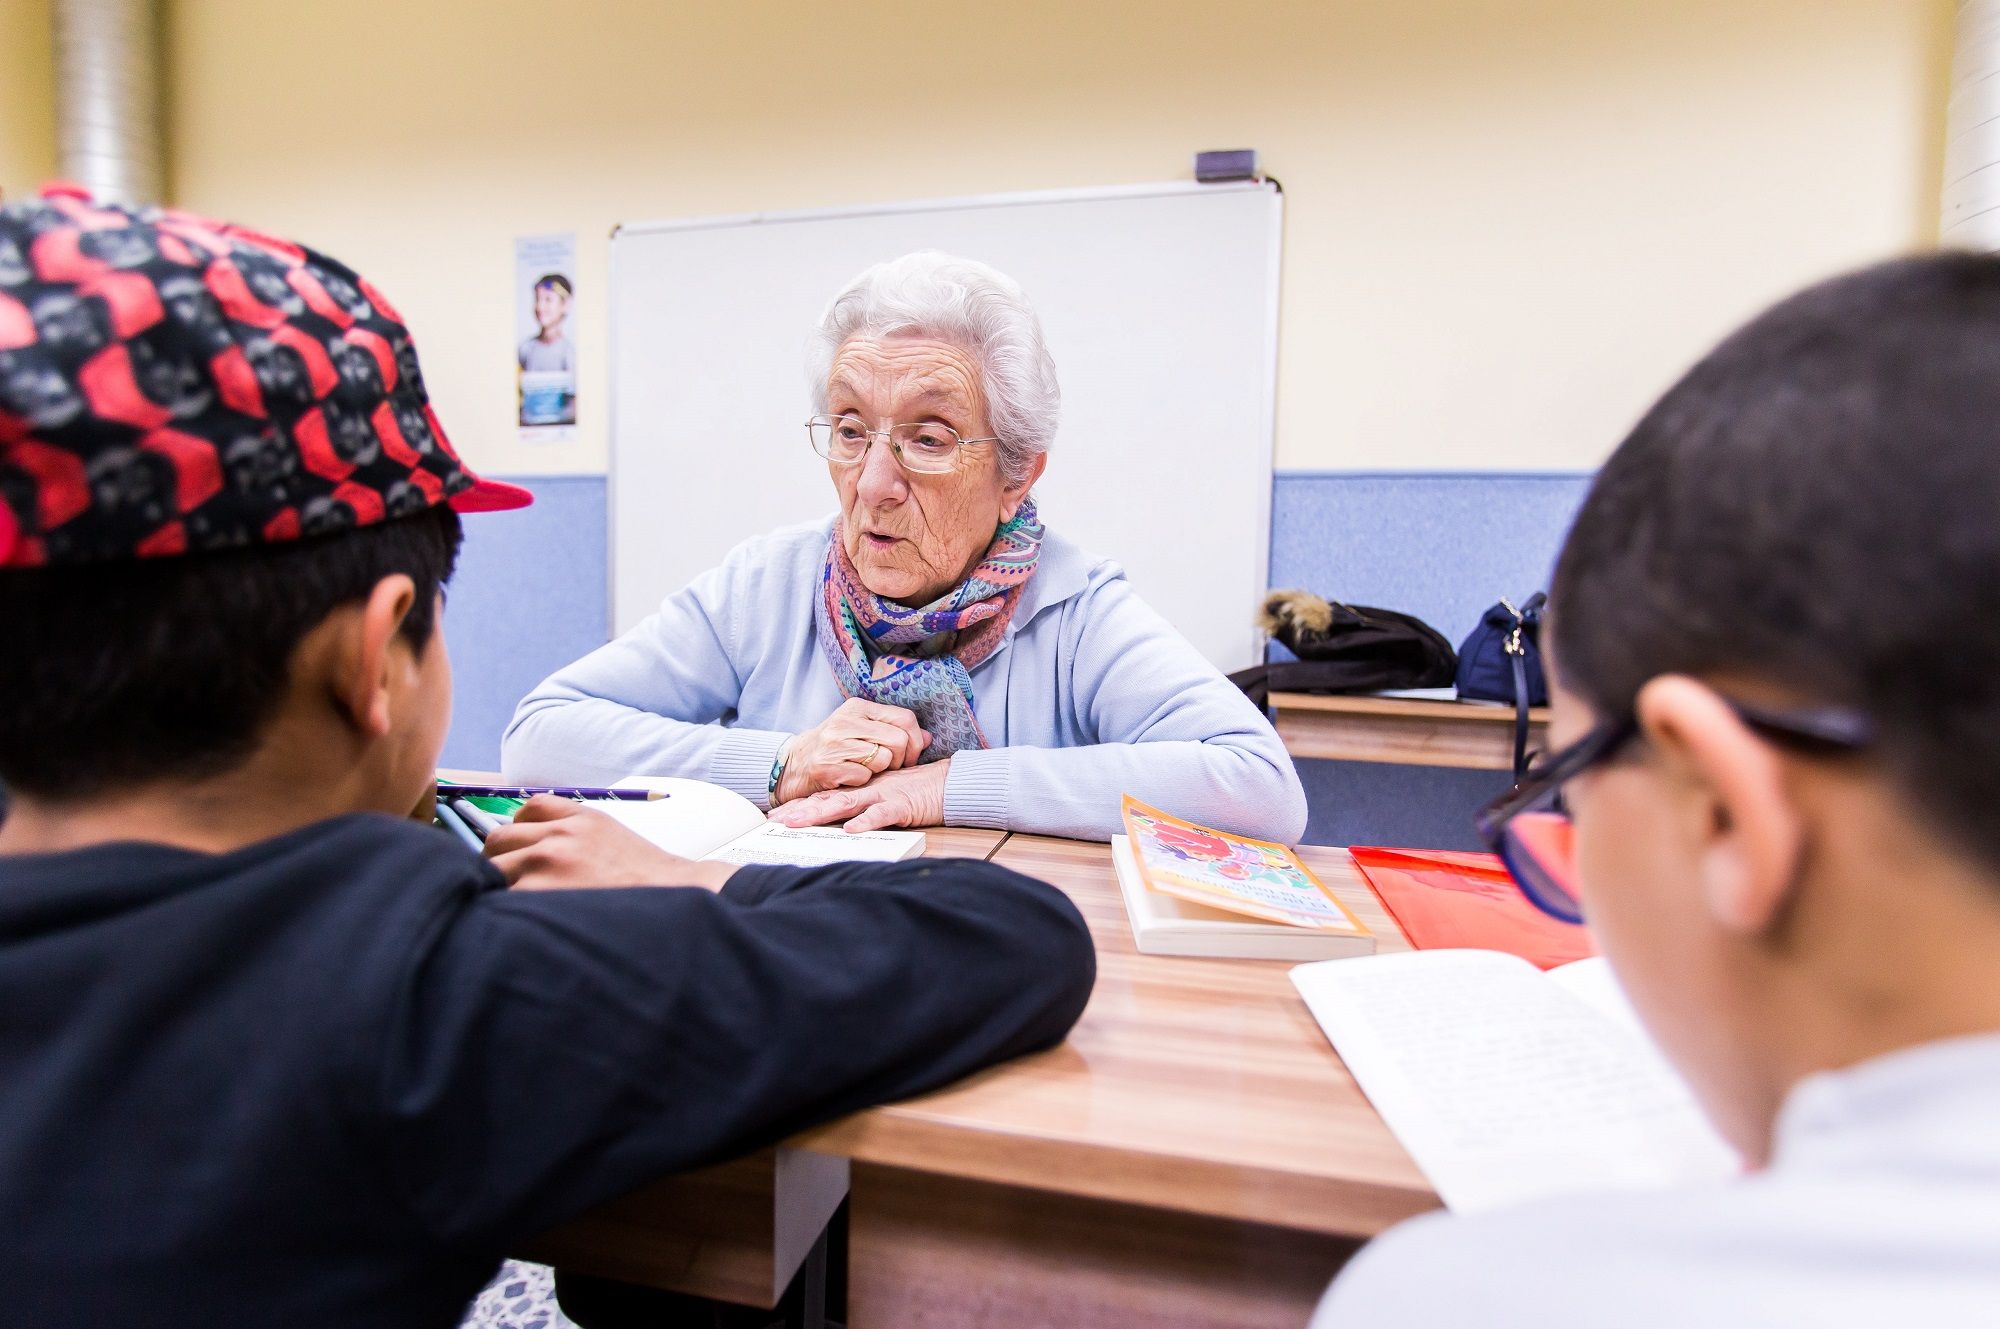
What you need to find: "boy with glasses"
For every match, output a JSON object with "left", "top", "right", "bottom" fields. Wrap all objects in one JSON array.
[{"left": 1316, "top": 253, "right": 2000, "bottom": 1326}]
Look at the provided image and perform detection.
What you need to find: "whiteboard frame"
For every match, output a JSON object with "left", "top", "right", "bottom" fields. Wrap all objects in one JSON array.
[{"left": 607, "top": 179, "right": 1284, "bottom": 669}]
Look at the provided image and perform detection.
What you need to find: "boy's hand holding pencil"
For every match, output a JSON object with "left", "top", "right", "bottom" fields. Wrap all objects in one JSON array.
[{"left": 480, "top": 796, "right": 736, "bottom": 893}]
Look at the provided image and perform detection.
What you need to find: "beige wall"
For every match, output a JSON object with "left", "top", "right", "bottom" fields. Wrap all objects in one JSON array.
[
  {"left": 1, "top": 0, "right": 55, "bottom": 201},
  {"left": 154, "top": 1, "right": 1948, "bottom": 476}
]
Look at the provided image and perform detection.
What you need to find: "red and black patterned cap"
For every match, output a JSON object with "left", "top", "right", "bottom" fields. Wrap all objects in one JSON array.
[{"left": 0, "top": 185, "right": 531, "bottom": 568}]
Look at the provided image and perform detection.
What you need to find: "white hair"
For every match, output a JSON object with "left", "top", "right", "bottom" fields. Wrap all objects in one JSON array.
[{"left": 807, "top": 251, "right": 1061, "bottom": 485}]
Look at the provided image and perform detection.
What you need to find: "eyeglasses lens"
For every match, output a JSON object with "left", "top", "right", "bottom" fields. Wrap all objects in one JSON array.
[
  {"left": 1498, "top": 810, "right": 1585, "bottom": 925},
  {"left": 809, "top": 417, "right": 963, "bottom": 474}
]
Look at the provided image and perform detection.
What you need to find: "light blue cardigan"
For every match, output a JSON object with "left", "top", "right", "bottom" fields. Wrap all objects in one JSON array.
[{"left": 502, "top": 517, "right": 1308, "bottom": 843}]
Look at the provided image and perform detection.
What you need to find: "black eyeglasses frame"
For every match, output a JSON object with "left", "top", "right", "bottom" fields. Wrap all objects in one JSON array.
[{"left": 1473, "top": 696, "right": 1876, "bottom": 922}]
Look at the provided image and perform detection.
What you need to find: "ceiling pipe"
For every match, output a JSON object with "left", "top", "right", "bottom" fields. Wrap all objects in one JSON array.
[{"left": 52, "top": 0, "right": 167, "bottom": 207}]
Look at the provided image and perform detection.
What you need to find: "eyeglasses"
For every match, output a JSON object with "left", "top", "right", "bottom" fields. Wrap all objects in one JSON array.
[
  {"left": 1474, "top": 698, "right": 1875, "bottom": 925},
  {"left": 806, "top": 414, "right": 1000, "bottom": 475}
]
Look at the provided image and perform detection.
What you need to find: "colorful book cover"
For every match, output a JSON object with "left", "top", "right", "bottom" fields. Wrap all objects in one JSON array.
[{"left": 1120, "top": 795, "right": 1368, "bottom": 934}]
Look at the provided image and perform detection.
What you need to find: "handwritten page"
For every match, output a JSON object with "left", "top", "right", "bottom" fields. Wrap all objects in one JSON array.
[
  {"left": 1293, "top": 950, "right": 1739, "bottom": 1213},
  {"left": 704, "top": 822, "right": 925, "bottom": 867}
]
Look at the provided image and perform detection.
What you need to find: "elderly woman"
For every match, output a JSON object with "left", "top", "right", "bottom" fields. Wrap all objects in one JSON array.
[{"left": 502, "top": 252, "right": 1306, "bottom": 843}]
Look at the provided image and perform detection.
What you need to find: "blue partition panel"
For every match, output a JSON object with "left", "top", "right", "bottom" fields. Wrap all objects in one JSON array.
[
  {"left": 1269, "top": 471, "right": 1592, "bottom": 646},
  {"left": 440, "top": 475, "right": 610, "bottom": 771},
  {"left": 1270, "top": 471, "right": 1591, "bottom": 848}
]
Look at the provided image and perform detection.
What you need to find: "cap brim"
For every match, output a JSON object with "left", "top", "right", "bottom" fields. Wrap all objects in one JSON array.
[{"left": 449, "top": 475, "right": 536, "bottom": 513}]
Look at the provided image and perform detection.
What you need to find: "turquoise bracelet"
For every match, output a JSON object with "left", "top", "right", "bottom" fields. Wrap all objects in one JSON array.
[{"left": 767, "top": 739, "right": 792, "bottom": 799}]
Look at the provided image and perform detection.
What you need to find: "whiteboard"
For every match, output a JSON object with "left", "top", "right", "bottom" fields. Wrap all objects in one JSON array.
[{"left": 608, "top": 181, "right": 1282, "bottom": 671}]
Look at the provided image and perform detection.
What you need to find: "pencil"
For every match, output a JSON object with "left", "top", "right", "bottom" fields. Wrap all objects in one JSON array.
[
  {"left": 448, "top": 797, "right": 504, "bottom": 841},
  {"left": 434, "top": 782, "right": 668, "bottom": 801},
  {"left": 434, "top": 801, "right": 484, "bottom": 852}
]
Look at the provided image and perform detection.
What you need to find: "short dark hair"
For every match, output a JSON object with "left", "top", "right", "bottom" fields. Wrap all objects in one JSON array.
[
  {"left": 1552, "top": 252, "right": 2000, "bottom": 868},
  {"left": 0, "top": 505, "right": 463, "bottom": 802},
  {"left": 534, "top": 273, "right": 572, "bottom": 298}
]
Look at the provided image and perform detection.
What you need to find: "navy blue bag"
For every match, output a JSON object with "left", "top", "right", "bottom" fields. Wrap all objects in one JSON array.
[{"left": 1455, "top": 592, "right": 1548, "bottom": 777}]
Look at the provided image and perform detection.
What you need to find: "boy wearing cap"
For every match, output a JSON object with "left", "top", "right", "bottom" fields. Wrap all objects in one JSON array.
[
  {"left": 1314, "top": 256, "right": 2000, "bottom": 1326},
  {"left": 0, "top": 192, "right": 1095, "bottom": 1327}
]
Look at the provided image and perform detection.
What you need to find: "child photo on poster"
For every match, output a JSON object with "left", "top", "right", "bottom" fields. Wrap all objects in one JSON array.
[{"left": 515, "top": 233, "right": 577, "bottom": 440}]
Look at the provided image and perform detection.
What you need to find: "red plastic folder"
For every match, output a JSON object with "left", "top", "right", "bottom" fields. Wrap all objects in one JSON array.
[{"left": 1348, "top": 846, "right": 1596, "bottom": 970}]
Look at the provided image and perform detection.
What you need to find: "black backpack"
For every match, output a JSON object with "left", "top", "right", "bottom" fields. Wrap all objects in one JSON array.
[{"left": 1229, "top": 590, "right": 1458, "bottom": 708}]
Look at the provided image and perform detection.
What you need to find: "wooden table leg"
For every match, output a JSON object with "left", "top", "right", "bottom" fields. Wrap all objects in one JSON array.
[
  {"left": 522, "top": 1147, "right": 848, "bottom": 1308},
  {"left": 846, "top": 1162, "right": 1361, "bottom": 1329}
]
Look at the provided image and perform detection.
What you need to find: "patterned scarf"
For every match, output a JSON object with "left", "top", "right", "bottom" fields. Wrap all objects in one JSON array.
[{"left": 816, "top": 500, "right": 1045, "bottom": 759}]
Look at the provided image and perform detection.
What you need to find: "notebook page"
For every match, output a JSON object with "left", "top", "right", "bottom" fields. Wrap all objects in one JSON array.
[
  {"left": 1293, "top": 950, "right": 1738, "bottom": 1213},
  {"left": 596, "top": 777, "right": 766, "bottom": 859},
  {"left": 704, "top": 822, "right": 925, "bottom": 867}
]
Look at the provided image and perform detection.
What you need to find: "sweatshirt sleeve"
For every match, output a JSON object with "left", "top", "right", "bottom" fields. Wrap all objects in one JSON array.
[
  {"left": 943, "top": 571, "right": 1308, "bottom": 843},
  {"left": 499, "top": 546, "right": 793, "bottom": 806},
  {"left": 373, "top": 857, "right": 1095, "bottom": 1250}
]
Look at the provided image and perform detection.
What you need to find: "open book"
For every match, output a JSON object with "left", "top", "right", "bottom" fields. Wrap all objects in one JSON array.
[
  {"left": 1293, "top": 950, "right": 1739, "bottom": 1212},
  {"left": 454, "top": 777, "right": 926, "bottom": 868}
]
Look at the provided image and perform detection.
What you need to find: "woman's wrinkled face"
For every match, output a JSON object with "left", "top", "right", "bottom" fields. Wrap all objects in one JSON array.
[{"left": 826, "top": 336, "right": 1032, "bottom": 606}]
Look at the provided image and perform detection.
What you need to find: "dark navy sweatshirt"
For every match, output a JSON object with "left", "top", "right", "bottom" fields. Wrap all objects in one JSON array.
[{"left": 0, "top": 814, "right": 1095, "bottom": 1326}]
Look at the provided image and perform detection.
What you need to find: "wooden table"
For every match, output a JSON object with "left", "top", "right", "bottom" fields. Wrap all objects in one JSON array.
[
  {"left": 898, "top": 826, "right": 1010, "bottom": 860},
  {"left": 514, "top": 813, "right": 1438, "bottom": 1326},
  {"left": 1271, "top": 691, "right": 1550, "bottom": 770},
  {"left": 799, "top": 835, "right": 1437, "bottom": 1329}
]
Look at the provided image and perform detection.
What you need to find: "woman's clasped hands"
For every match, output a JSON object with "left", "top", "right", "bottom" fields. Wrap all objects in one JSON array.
[{"left": 769, "top": 697, "right": 947, "bottom": 832}]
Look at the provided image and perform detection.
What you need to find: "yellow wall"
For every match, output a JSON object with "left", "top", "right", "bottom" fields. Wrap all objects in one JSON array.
[
  {"left": 0, "top": 0, "right": 55, "bottom": 201},
  {"left": 158, "top": 0, "right": 1949, "bottom": 476}
]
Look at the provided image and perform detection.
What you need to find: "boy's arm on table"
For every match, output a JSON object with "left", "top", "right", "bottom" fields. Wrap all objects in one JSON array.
[{"left": 373, "top": 856, "right": 1096, "bottom": 1249}]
